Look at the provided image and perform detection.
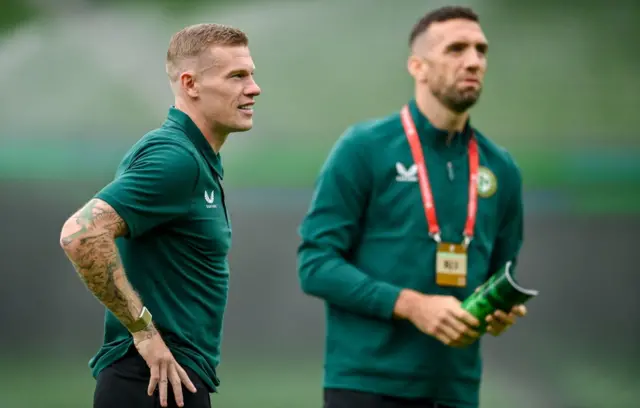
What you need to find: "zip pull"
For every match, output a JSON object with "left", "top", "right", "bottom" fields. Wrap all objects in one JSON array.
[{"left": 447, "top": 161, "right": 454, "bottom": 181}]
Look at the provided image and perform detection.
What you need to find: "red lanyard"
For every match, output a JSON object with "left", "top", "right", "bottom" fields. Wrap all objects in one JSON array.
[{"left": 400, "top": 105, "right": 479, "bottom": 247}]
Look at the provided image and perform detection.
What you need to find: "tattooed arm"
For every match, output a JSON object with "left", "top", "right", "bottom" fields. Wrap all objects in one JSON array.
[
  {"left": 59, "top": 144, "right": 201, "bottom": 406},
  {"left": 59, "top": 198, "right": 156, "bottom": 340}
]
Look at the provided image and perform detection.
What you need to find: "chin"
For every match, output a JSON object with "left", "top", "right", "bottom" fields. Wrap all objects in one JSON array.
[
  {"left": 447, "top": 99, "right": 477, "bottom": 114},
  {"left": 446, "top": 92, "right": 480, "bottom": 113},
  {"left": 231, "top": 121, "right": 253, "bottom": 133}
]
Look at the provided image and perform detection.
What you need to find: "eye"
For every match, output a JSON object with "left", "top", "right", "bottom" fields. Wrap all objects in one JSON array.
[
  {"left": 229, "top": 71, "right": 255, "bottom": 80},
  {"left": 447, "top": 42, "right": 467, "bottom": 53}
]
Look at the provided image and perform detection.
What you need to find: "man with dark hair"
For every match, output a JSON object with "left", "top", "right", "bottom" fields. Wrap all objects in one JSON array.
[
  {"left": 298, "top": 6, "right": 527, "bottom": 408},
  {"left": 60, "top": 23, "right": 261, "bottom": 408}
]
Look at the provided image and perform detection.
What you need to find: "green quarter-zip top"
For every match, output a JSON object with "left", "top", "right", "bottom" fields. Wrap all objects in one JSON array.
[{"left": 297, "top": 99, "right": 523, "bottom": 407}]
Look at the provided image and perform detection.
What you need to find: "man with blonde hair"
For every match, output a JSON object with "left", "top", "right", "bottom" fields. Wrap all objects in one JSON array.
[{"left": 60, "top": 23, "right": 261, "bottom": 408}]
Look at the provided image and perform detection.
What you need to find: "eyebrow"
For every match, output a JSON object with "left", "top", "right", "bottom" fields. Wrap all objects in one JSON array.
[
  {"left": 477, "top": 42, "right": 488, "bottom": 52},
  {"left": 445, "top": 40, "right": 488, "bottom": 52},
  {"left": 227, "top": 66, "right": 255, "bottom": 75}
]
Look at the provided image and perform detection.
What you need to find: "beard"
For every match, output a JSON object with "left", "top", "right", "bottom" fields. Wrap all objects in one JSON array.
[{"left": 432, "top": 83, "right": 482, "bottom": 113}]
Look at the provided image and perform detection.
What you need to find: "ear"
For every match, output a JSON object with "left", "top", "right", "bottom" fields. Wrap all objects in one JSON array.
[
  {"left": 179, "top": 71, "right": 198, "bottom": 98},
  {"left": 407, "top": 55, "right": 427, "bottom": 82}
]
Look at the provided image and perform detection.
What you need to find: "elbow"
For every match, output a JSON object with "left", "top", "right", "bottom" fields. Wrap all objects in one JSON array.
[
  {"left": 297, "top": 258, "right": 327, "bottom": 298},
  {"left": 297, "top": 241, "right": 340, "bottom": 298},
  {"left": 59, "top": 217, "right": 81, "bottom": 256},
  {"left": 59, "top": 218, "right": 76, "bottom": 253},
  {"left": 297, "top": 252, "right": 318, "bottom": 296},
  {"left": 298, "top": 268, "right": 315, "bottom": 295},
  {"left": 299, "top": 270, "right": 321, "bottom": 297}
]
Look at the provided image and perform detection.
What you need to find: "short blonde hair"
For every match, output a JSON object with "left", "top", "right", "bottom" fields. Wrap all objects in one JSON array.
[{"left": 166, "top": 23, "right": 249, "bottom": 81}]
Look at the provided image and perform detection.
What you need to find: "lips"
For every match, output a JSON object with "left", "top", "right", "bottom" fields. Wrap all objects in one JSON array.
[
  {"left": 460, "top": 78, "right": 480, "bottom": 85},
  {"left": 238, "top": 102, "right": 254, "bottom": 110}
]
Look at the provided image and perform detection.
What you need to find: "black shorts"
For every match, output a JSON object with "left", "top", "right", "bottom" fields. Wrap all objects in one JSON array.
[
  {"left": 324, "top": 388, "right": 456, "bottom": 408},
  {"left": 93, "top": 348, "right": 211, "bottom": 408}
]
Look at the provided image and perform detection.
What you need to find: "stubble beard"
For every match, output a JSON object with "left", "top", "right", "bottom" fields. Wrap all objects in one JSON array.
[{"left": 432, "top": 85, "right": 482, "bottom": 114}]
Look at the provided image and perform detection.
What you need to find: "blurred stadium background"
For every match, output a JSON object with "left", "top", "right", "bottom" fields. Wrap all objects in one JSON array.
[{"left": 1, "top": 0, "right": 638, "bottom": 407}]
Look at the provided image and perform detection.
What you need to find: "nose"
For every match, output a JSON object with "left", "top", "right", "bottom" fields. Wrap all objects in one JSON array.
[
  {"left": 463, "top": 49, "right": 484, "bottom": 72},
  {"left": 245, "top": 78, "right": 261, "bottom": 97}
]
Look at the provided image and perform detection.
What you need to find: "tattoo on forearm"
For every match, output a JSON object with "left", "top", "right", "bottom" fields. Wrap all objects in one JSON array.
[
  {"left": 61, "top": 199, "right": 146, "bottom": 329},
  {"left": 134, "top": 324, "right": 159, "bottom": 344}
]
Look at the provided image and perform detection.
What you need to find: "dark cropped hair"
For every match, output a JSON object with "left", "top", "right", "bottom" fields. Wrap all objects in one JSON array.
[{"left": 409, "top": 6, "right": 479, "bottom": 47}]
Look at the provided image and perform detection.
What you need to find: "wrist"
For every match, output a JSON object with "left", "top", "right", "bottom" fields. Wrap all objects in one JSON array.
[
  {"left": 393, "top": 289, "right": 423, "bottom": 320},
  {"left": 126, "top": 306, "right": 153, "bottom": 334},
  {"left": 132, "top": 322, "right": 158, "bottom": 343}
]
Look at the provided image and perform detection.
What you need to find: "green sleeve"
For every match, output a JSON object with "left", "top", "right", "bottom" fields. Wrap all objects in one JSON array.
[
  {"left": 95, "top": 142, "right": 199, "bottom": 238},
  {"left": 489, "top": 161, "right": 524, "bottom": 275},
  {"left": 297, "top": 127, "right": 403, "bottom": 320}
]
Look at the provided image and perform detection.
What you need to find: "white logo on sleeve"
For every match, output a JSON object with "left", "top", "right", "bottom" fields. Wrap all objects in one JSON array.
[
  {"left": 395, "top": 162, "right": 418, "bottom": 182},
  {"left": 204, "top": 190, "right": 217, "bottom": 209}
]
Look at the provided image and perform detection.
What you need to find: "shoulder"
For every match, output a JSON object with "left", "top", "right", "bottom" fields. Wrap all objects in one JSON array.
[
  {"left": 339, "top": 111, "right": 403, "bottom": 147},
  {"left": 135, "top": 127, "right": 198, "bottom": 157},
  {"left": 329, "top": 112, "right": 403, "bottom": 166},
  {"left": 115, "top": 128, "right": 200, "bottom": 185},
  {"left": 129, "top": 129, "right": 199, "bottom": 169},
  {"left": 474, "top": 129, "right": 522, "bottom": 186}
]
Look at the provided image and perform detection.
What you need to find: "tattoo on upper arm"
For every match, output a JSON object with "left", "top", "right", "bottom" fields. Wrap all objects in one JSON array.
[
  {"left": 61, "top": 199, "right": 142, "bottom": 328},
  {"left": 61, "top": 199, "right": 128, "bottom": 244}
]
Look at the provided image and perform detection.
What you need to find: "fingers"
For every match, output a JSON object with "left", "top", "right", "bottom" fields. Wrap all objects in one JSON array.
[
  {"left": 486, "top": 308, "right": 520, "bottom": 336},
  {"left": 446, "top": 313, "right": 480, "bottom": 341},
  {"left": 441, "top": 319, "right": 466, "bottom": 343},
  {"left": 169, "top": 364, "right": 185, "bottom": 407},
  {"left": 451, "top": 307, "right": 480, "bottom": 328},
  {"left": 176, "top": 364, "right": 197, "bottom": 393},
  {"left": 445, "top": 312, "right": 472, "bottom": 334},
  {"left": 492, "top": 310, "right": 515, "bottom": 326},
  {"left": 512, "top": 304, "right": 527, "bottom": 317},
  {"left": 151, "top": 360, "right": 196, "bottom": 408},
  {"left": 432, "top": 326, "right": 454, "bottom": 346},
  {"left": 159, "top": 363, "right": 168, "bottom": 407},
  {"left": 148, "top": 364, "right": 160, "bottom": 396},
  {"left": 429, "top": 314, "right": 479, "bottom": 348},
  {"left": 486, "top": 324, "right": 501, "bottom": 336},
  {"left": 433, "top": 304, "right": 481, "bottom": 347},
  {"left": 445, "top": 327, "right": 476, "bottom": 348}
]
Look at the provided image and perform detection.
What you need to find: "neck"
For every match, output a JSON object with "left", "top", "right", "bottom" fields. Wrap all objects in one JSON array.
[
  {"left": 174, "top": 99, "right": 228, "bottom": 153},
  {"left": 415, "top": 86, "right": 469, "bottom": 134}
]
